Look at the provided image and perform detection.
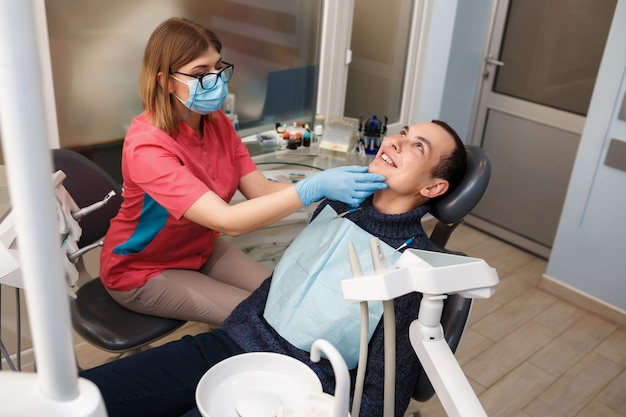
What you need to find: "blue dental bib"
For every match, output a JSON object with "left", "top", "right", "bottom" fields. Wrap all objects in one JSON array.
[{"left": 263, "top": 205, "right": 402, "bottom": 368}]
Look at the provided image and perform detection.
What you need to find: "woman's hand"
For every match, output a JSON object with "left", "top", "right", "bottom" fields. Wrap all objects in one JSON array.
[{"left": 295, "top": 165, "right": 387, "bottom": 207}]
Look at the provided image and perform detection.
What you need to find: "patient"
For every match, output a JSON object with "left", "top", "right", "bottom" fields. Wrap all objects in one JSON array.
[{"left": 80, "top": 120, "right": 467, "bottom": 417}]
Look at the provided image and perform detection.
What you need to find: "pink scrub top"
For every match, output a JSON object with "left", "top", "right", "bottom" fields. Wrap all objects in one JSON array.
[{"left": 99, "top": 111, "right": 257, "bottom": 291}]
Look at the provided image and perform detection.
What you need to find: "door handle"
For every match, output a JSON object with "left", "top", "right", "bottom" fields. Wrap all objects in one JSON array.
[{"left": 485, "top": 54, "right": 505, "bottom": 66}]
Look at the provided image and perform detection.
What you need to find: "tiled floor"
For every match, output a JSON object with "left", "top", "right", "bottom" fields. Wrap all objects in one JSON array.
[{"left": 74, "top": 222, "right": 626, "bottom": 417}]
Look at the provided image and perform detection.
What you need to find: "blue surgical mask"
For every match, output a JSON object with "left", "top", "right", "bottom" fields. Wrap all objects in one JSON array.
[{"left": 171, "top": 75, "right": 229, "bottom": 115}]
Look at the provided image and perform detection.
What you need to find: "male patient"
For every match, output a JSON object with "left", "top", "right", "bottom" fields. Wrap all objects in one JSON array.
[{"left": 80, "top": 120, "right": 467, "bottom": 417}]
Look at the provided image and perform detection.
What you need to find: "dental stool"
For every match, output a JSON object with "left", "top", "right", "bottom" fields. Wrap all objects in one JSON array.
[
  {"left": 52, "top": 149, "right": 186, "bottom": 366},
  {"left": 409, "top": 145, "right": 491, "bottom": 410}
]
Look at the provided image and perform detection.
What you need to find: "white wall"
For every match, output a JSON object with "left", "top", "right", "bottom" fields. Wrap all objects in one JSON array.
[
  {"left": 545, "top": 0, "right": 626, "bottom": 313},
  {"left": 408, "top": 0, "right": 459, "bottom": 125},
  {"left": 439, "top": 0, "right": 492, "bottom": 141}
]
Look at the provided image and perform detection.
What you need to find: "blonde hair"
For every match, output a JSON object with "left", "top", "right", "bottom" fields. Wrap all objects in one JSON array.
[{"left": 139, "top": 17, "right": 222, "bottom": 137}]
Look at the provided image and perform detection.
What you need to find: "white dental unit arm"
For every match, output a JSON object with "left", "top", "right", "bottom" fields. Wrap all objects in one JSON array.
[
  {"left": 0, "top": 0, "right": 107, "bottom": 415},
  {"left": 342, "top": 247, "right": 499, "bottom": 417}
]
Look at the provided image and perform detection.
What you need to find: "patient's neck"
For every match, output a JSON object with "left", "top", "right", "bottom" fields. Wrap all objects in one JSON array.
[{"left": 371, "top": 189, "right": 427, "bottom": 215}]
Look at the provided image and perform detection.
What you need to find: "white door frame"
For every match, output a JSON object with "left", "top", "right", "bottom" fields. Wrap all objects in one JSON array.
[
  {"left": 316, "top": 0, "right": 355, "bottom": 119},
  {"left": 317, "top": 0, "right": 459, "bottom": 131}
]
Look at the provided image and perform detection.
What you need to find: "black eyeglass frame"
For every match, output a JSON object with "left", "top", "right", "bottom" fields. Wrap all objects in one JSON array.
[{"left": 172, "top": 61, "right": 234, "bottom": 90}]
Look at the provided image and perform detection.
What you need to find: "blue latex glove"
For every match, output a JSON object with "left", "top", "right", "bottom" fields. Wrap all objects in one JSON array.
[{"left": 295, "top": 165, "right": 387, "bottom": 207}]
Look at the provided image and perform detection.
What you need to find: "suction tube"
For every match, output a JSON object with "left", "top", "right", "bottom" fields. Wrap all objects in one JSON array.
[
  {"left": 382, "top": 301, "right": 396, "bottom": 416},
  {"left": 369, "top": 238, "right": 395, "bottom": 417},
  {"left": 348, "top": 242, "right": 367, "bottom": 417}
]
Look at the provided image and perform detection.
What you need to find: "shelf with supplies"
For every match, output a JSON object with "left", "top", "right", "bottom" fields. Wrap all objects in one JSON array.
[{"left": 242, "top": 114, "right": 382, "bottom": 160}]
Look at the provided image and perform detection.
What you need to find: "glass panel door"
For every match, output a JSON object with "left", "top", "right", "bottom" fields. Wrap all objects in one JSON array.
[{"left": 493, "top": 0, "right": 616, "bottom": 115}]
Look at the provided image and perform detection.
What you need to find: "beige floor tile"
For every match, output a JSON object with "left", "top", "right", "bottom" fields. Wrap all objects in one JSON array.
[
  {"left": 524, "top": 352, "right": 623, "bottom": 417},
  {"left": 574, "top": 401, "right": 623, "bottom": 417},
  {"left": 596, "top": 328, "right": 626, "bottom": 367},
  {"left": 532, "top": 300, "right": 587, "bottom": 334},
  {"left": 454, "top": 328, "right": 493, "bottom": 366},
  {"left": 489, "top": 271, "right": 541, "bottom": 305},
  {"left": 501, "top": 256, "right": 547, "bottom": 286},
  {"left": 445, "top": 224, "right": 492, "bottom": 253},
  {"left": 471, "top": 288, "right": 557, "bottom": 342},
  {"left": 478, "top": 362, "right": 556, "bottom": 417},
  {"left": 463, "top": 321, "right": 557, "bottom": 387},
  {"left": 515, "top": 256, "right": 548, "bottom": 277},
  {"left": 459, "top": 236, "right": 518, "bottom": 270},
  {"left": 468, "top": 377, "right": 487, "bottom": 396},
  {"left": 529, "top": 313, "right": 617, "bottom": 377},
  {"left": 512, "top": 412, "right": 533, "bottom": 417},
  {"left": 595, "top": 369, "right": 626, "bottom": 415},
  {"left": 484, "top": 244, "right": 539, "bottom": 279},
  {"left": 467, "top": 296, "right": 502, "bottom": 325}
]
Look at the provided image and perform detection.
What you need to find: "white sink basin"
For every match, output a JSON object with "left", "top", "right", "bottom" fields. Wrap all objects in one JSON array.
[{"left": 196, "top": 352, "right": 323, "bottom": 417}]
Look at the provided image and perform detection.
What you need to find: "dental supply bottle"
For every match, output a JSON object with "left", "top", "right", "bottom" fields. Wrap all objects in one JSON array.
[
  {"left": 313, "top": 114, "right": 324, "bottom": 143},
  {"left": 312, "top": 114, "right": 324, "bottom": 154}
]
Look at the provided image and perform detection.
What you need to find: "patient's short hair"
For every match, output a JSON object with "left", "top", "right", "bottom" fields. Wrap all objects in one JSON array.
[{"left": 430, "top": 120, "right": 467, "bottom": 195}]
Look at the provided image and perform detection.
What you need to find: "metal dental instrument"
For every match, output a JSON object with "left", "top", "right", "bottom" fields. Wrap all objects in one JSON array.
[
  {"left": 66, "top": 241, "right": 104, "bottom": 264},
  {"left": 71, "top": 190, "right": 116, "bottom": 220},
  {"left": 396, "top": 236, "right": 415, "bottom": 251},
  {"left": 334, "top": 207, "right": 361, "bottom": 218}
]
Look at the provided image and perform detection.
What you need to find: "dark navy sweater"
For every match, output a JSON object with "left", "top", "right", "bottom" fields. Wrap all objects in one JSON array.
[{"left": 222, "top": 197, "right": 435, "bottom": 416}]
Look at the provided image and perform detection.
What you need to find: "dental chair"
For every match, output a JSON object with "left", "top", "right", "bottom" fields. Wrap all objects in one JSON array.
[
  {"left": 411, "top": 145, "right": 491, "bottom": 407},
  {"left": 52, "top": 149, "right": 186, "bottom": 366}
]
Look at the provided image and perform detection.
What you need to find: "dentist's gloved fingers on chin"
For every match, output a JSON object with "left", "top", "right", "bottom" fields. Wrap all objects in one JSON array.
[
  {"left": 295, "top": 165, "right": 387, "bottom": 206},
  {"left": 353, "top": 181, "right": 388, "bottom": 192},
  {"left": 342, "top": 186, "right": 388, "bottom": 207}
]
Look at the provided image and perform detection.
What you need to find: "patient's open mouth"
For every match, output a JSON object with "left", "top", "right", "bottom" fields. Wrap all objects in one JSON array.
[{"left": 381, "top": 153, "right": 396, "bottom": 167}]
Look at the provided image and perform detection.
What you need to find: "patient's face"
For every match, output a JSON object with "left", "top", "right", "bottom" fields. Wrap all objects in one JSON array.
[{"left": 369, "top": 122, "right": 455, "bottom": 198}]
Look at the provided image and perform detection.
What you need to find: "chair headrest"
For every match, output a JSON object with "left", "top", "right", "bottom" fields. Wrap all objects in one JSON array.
[{"left": 429, "top": 145, "right": 491, "bottom": 225}]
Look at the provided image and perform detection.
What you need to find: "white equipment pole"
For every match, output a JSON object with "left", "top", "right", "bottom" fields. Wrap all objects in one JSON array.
[{"left": 0, "top": 0, "right": 106, "bottom": 415}]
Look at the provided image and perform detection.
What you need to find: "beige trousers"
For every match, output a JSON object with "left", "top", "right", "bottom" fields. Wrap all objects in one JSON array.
[{"left": 107, "top": 237, "right": 272, "bottom": 325}]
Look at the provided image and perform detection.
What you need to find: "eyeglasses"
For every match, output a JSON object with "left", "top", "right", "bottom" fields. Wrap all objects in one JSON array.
[{"left": 172, "top": 62, "right": 234, "bottom": 90}]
